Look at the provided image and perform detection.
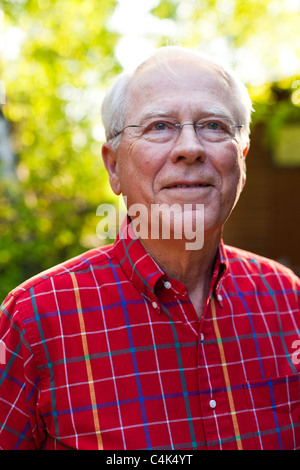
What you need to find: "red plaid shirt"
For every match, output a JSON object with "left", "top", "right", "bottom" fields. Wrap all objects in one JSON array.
[{"left": 1, "top": 217, "right": 300, "bottom": 450}]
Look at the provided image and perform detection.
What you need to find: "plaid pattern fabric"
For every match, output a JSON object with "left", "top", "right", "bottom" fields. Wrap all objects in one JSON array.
[{"left": 0, "top": 217, "right": 299, "bottom": 450}]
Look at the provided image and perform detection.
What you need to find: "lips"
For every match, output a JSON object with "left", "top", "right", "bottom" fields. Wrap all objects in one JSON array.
[
  {"left": 164, "top": 182, "right": 211, "bottom": 189},
  {"left": 170, "top": 183, "right": 209, "bottom": 188}
]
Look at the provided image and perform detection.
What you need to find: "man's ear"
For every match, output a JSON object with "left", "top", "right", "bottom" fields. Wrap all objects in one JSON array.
[
  {"left": 241, "top": 140, "right": 250, "bottom": 190},
  {"left": 101, "top": 142, "right": 121, "bottom": 196},
  {"left": 243, "top": 141, "right": 250, "bottom": 158}
]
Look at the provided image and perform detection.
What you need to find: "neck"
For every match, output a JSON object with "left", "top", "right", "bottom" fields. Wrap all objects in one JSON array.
[{"left": 140, "top": 230, "right": 221, "bottom": 317}]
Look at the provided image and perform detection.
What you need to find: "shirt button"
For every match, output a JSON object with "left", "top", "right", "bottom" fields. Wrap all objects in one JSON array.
[
  {"left": 209, "top": 399, "right": 217, "bottom": 409},
  {"left": 152, "top": 301, "right": 158, "bottom": 309},
  {"left": 200, "top": 333, "right": 204, "bottom": 342},
  {"left": 217, "top": 294, "right": 223, "bottom": 301},
  {"left": 164, "top": 281, "right": 172, "bottom": 289}
]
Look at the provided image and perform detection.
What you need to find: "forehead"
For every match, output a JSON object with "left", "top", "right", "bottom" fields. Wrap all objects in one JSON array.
[{"left": 126, "top": 59, "right": 236, "bottom": 120}]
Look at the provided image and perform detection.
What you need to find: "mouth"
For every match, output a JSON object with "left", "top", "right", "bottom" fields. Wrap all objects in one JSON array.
[{"left": 165, "top": 182, "right": 211, "bottom": 189}]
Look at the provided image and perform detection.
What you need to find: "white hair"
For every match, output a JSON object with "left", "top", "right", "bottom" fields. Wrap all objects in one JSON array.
[{"left": 101, "top": 46, "right": 253, "bottom": 150}]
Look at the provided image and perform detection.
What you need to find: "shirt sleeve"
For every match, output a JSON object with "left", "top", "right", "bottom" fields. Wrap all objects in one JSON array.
[{"left": 0, "top": 293, "right": 44, "bottom": 450}]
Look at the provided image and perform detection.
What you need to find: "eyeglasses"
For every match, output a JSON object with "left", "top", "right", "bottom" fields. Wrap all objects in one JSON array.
[{"left": 112, "top": 119, "right": 244, "bottom": 143}]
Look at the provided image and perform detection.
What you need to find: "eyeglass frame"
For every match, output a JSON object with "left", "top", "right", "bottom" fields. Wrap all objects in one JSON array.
[{"left": 111, "top": 120, "right": 244, "bottom": 141}]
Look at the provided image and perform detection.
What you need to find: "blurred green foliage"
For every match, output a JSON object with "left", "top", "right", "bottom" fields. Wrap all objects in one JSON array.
[
  {"left": 0, "top": 0, "right": 300, "bottom": 299},
  {"left": 0, "top": 0, "right": 120, "bottom": 299}
]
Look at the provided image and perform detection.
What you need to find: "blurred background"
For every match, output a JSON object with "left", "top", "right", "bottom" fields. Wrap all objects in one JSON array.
[{"left": 0, "top": 0, "right": 300, "bottom": 299}]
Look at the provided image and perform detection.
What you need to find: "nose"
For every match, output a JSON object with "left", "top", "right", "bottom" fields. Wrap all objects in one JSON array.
[{"left": 170, "top": 123, "right": 207, "bottom": 164}]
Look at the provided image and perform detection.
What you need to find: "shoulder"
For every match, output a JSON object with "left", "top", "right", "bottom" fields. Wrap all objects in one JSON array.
[
  {"left": 4, "top": 243, "right": 116, "bottom": 304},
  {"left": 223, "top": 243, "right": 300, "bottom": 287}
]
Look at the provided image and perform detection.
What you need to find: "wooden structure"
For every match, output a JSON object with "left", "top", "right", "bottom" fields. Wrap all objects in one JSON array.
[{"left": 223, "top": 121, "right": 300, "bottom": 276}]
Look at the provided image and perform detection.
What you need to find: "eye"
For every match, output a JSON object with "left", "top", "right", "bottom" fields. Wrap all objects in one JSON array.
[
  {"left": 206, "top": 121, "right": 221, "bottom": 131},
  {"left": 144, "top": 120, "right": 177, "bottom": 133},
  {"left": 142, "top": 120, "right": 177, "bottom": 142},
  {"left": 200, "top": 120, "right": 232, "bottom": 135},
  {"left": 150, "top": 121, "right": 170, "bottom": 132}
]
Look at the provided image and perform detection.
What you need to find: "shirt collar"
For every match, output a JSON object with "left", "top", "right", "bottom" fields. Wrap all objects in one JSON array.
[
  {"left": 112, "top": 215, "right": 228, "bottom": 305},
  {"left": 112, "top": 216, "right": 165, "bottom": 303},
  {"left": 212, "top": 240, "right": 229, "bottom": 301}
]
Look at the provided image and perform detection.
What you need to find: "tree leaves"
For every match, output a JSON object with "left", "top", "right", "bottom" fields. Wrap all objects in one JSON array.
[{"left": 0, "top": 0, "right": 119, "bottom": 298}]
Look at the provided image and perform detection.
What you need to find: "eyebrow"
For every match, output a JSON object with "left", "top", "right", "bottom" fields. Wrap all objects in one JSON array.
[
  {"left": 141, "top": 110, "right": 172, "bottom": 121},
  {"left": 200, "top": 107, "right": 235, "bottom": 122},
  {"left": 140, "top": 107, "right": 235, "bottom": 123}
]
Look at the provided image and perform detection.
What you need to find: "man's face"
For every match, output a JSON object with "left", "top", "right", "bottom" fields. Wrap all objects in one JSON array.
[{"left": 103, "top": 59, "right": 248, "bottom": 239}]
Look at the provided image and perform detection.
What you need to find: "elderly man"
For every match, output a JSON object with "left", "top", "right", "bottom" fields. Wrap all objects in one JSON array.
[{"left": 0, "top": 47, "right": 299, "bottom": 451}]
